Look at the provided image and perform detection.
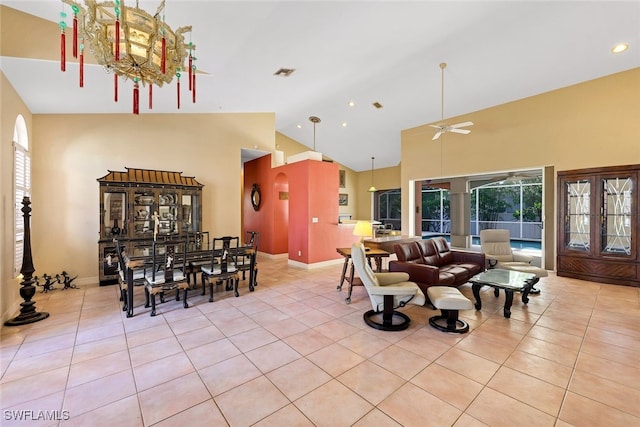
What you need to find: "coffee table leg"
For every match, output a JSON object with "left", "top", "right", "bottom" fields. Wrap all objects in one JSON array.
[
  {"left": 472, "top": 284, "right": 483, "bottom": 310},
  {"left": 503, "top": 289, "right": 514, "bottom": 318},
  {"left": 522, "top": 284, "right": 532, "bottom": 304}
]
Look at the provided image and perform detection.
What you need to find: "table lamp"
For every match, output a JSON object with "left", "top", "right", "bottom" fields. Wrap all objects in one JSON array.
[{"left": 353, "top": 220, "right": 372, "bottom": 243}]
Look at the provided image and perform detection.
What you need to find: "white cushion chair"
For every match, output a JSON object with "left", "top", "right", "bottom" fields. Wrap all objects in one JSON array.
[
  {"left": 479, "top": 229, "right": 547, "bottom": 293},
  {"left": 351, "top": 243, "right": 425, "bottom": 331}
]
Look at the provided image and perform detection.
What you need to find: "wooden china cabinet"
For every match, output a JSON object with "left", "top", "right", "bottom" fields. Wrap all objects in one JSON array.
[
  {"left": 98, "top": 168, "right": 203, "bottom": 285},
  {"left": 557, "top": 164, "right": 639, "bottom": 287}
]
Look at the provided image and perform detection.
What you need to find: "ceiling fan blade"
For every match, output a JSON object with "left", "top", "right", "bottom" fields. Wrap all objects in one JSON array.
[
  {"left": 449, "top": 121, "right": 474, "bottom": 129},
  {"left": 429, "top": 124, "right": 444, "bottom": 129},
  {"left": 449, "top": 128, "right": 471, "bottom": 135},
  {"left": 432, "top": 131, "right": 443, "bottom": 140}
]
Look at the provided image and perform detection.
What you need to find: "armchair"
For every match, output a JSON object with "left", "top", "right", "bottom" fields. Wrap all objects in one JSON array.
[
  {"left": 351, "top": 243, "right": 425, "bottom": 331},
  {"left": 479, "top": 229, "right": 546, "bottom": 293}
]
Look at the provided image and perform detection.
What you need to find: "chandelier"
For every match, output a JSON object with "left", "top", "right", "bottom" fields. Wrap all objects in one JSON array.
[
  {"left": 368, "top": 157, "right": 377, "bottom": 192},
  {"left": 59, "top": 0, "right": 197, "bottom": 114}
]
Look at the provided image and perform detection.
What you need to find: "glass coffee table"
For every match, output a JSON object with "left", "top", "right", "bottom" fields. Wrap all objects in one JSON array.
[{"left": 469, "top": 269, "right": 538, "bottom": 318}]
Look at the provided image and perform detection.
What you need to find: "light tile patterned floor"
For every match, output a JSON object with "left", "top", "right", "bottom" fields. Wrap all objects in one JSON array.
[{"left": 1, "top": 255, "right": 639, "bottom": 426}]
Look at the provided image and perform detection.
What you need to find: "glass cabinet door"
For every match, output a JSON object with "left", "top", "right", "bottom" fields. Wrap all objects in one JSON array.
[
  {"left": 601, "top": 176, "right": 633, "bottom": 256},
  {"left": 181, "top": 193, "right": 200, "bottom": 233},
  {"left": 133, "top": 191, "right": 154, "bottom": 237},
  {"left": 564, "top": 179, "right": 591, "bottom": 252},
  {"left": 103, "top": 191, "right": 127, "bottom": 237},
  {"left": 158, "top": 192, "right": 178, "bottom": 235}
]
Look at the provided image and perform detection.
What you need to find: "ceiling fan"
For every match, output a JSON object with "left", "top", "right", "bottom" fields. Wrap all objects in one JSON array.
[
  {"left": 430, "top": 62, "right": 473, "bottom": 140},
  {"left": 469, "top": 171, "right": 542, "bottom": 189}
]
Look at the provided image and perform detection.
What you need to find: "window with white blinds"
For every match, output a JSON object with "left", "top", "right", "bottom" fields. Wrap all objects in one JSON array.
[{"left": 14, "top": 116, "right": 30, "bottom": 275}]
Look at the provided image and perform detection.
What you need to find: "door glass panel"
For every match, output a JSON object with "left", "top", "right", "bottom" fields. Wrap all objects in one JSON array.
[
  {"left": 602, "top": 177, "right": 632, "bottom": 255},
  {"left": 565, "top": 180, "right": 590, "bottom": 252}
]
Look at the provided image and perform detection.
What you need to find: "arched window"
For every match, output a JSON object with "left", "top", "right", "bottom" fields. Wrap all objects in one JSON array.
[{"left": 13, "top": 115, "right": 30, "bottom": 275}]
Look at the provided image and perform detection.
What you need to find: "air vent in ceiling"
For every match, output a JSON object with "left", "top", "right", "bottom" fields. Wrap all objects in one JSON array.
[
  {"left": 274, "top": 68, "right": 296, "bottom": 77},
  {"left": 372, "top": 101, "right": 383, "bottom": 109}
]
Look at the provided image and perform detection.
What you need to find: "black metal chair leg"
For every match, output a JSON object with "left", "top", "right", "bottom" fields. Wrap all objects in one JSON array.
[{"left": 183, "top": 289, "right": 189, "bottom": 308}]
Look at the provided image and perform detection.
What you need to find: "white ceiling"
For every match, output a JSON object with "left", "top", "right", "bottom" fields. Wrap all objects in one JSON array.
[{"left": 2, "top": 1, "right": 638, "bottom": 171}]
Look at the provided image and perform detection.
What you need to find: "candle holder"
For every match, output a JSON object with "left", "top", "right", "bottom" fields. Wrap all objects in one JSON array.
[{"left": 5, "top": 197, "right": 49, "bottom": 326}]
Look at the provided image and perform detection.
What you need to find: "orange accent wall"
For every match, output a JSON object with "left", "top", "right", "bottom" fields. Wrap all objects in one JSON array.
[{"left": 244, "top": 156, "right": 359, "bottom": 264}]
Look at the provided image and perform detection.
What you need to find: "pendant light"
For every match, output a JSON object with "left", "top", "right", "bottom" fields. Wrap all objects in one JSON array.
[
  {"left": 368, "top": 157, "right": 377, "bottom": 192},
  {"left": 309, "top": 116, "right": 321, "bottom": 151}
]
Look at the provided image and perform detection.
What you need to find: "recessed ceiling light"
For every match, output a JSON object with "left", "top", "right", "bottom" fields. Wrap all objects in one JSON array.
[
  {"left": 611, "top": 43, "right": 629, "bottom": 54},
  {"left": 296, "top": 124, "right": 302, "bottom": 129},
  {"left": 372, "top": 101, "right": 383, "bottom": 109},
  {"left": 347, "top": 101, "right": 355, "bottom": 107},
  {"left": 341, "top": 122, "right": 348, "bottom": 127}
]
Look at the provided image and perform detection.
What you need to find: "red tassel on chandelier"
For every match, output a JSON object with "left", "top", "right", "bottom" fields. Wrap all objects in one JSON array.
[
  {"left": 177, "top": 78, "right": 181, "bottom": 109},
  {"left": 114, "top": 74, "right": 118, "bottom": 102},
  {"left": 60, "top": 31, "right": 66, "bottom": 72},
  {"left": 149, "top": 84, "right": 153, "bottom": 110},
  {"left": 161, "top": 36, "right": 167, "bottom": 74},
  {"left": 59, "top": 12, "right": 67, "bottom": 72},
  {"left": 133, "top": 81, "right": 140, "bottom": 115},
  {"left": 79, "top": 49, "right": 84, "bottom": 87},
  {"left": 73, "top": 15, "right": 78, "bottom": 58},
  {"left": 192, "top": 72, "right": 196, "bottom": 103},
  {"left": 188, "top": 55, "right": 193, "bottom": 91},
  {"left": 115, "top": 19, "right": 120, "bottom": 61}
]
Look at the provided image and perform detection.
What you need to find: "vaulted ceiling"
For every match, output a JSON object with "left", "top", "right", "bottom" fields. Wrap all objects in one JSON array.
[{"left": 2, "top": 1, "right": 638, "bottom": 171}]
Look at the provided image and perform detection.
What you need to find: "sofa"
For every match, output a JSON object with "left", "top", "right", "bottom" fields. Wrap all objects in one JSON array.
[{"left": 389, "top": 237, "right": 485, "bottom": 295}]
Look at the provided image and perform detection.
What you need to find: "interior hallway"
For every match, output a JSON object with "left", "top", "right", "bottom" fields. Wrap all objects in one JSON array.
[{"left": 1, "top": 255, "right": 639, "bottom": 426}]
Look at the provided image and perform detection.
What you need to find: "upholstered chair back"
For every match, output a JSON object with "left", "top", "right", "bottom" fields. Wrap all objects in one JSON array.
[
  {"left": 351, "top": 243, "right": 381, "bottom": 309},
  {"left": 479, "top": 229, "right": 515, "bottom": 262}
]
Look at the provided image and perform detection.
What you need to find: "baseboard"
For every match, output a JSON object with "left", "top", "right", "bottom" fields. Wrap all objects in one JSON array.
[{"left": 288, "top": 258, "right": 344, "bottom": 270}]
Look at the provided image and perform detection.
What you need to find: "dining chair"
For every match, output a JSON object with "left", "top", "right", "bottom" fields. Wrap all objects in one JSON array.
[
  {"left": 143, "top": 239, "right": 190, "bottom": 316},
  {"left": 240, "top": 231, "right": 259, "bottom": 289},
  {"left": 201, "top": 236, "right": 240, "bottom": 302},
  {"left": 114, "top": 238, "right": 145, "bottom": 317}
]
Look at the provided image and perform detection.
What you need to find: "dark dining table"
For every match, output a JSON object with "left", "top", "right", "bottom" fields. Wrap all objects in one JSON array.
[{"left": 124, "top": 244, "right": 256, "bottom": 317}]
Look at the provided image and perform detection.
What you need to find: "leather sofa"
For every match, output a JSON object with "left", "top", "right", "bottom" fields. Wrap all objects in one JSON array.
[{"left": 389, "top": 237, "right": 485, "bottom": 295}]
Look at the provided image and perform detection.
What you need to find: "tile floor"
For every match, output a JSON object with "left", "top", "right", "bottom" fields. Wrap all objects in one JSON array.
[{"left": 1, "top": 255, "right": 639, "bottom": 426}]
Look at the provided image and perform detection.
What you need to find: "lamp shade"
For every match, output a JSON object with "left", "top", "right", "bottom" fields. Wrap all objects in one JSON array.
[{"left": 353, "top": 221, "right": 372, "bottom": 240}]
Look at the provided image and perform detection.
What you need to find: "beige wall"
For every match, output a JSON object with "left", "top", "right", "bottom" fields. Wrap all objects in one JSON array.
[
  {"left": 355, "top": 165, "right": 401, "bottom": 221},
  {"left": 401, "top": 68, "right": 640, "bottom": 264}
]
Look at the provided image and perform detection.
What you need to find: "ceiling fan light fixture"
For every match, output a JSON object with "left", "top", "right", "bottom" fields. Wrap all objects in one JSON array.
[{"left": 431, "top": 62, "right": 473, "bottom": 140}]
